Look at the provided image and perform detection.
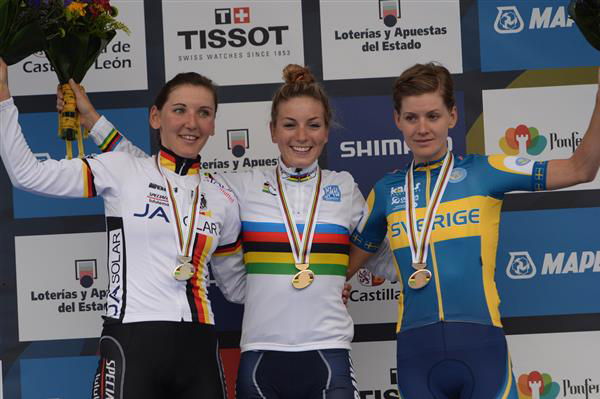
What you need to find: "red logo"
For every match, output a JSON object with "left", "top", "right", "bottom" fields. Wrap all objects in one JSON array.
[{"left": 233, "top": 7, "right": 250, "bottom": 24}]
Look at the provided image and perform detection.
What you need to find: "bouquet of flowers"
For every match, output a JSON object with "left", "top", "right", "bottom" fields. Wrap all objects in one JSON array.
[
  {"left": 0, "top": 0, "right": 46, "bottom": 65},
  {"left": 40, "top": 0, "right": 129, "bottom": 159},
  {"left": 569, "top": 0, "right": 600, "bottom": 51}
]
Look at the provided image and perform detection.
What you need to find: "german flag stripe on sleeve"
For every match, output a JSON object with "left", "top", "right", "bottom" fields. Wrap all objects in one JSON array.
[
  {"left": 81, "top": 159, "right": 97, "bottom": 198},
  {"left": 98, "top": 128, "right": 123, "bottom": 153},
  {"left": 213, "top": 234, "right": 242, "bottom": 257},
  {"left": 188, "top": 234, "right": 214, "bottom": 324}
]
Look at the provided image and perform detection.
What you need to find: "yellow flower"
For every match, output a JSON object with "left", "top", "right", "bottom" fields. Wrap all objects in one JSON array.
[{"left": 67, "top": 2, "right": 87, "bottom": 16}]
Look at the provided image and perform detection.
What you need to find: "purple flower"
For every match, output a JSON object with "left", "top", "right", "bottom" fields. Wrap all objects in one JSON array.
[{"left": 27, "top": 0, "right": 49, "bottom": 7}]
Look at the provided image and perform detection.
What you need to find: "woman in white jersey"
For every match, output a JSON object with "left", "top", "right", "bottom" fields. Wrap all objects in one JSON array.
[
  {"left": 78, "top": 64, "right": 393, "bottom": 399},
  {"left": 0, "top": 58, "right": 244, "bottom": 398}
]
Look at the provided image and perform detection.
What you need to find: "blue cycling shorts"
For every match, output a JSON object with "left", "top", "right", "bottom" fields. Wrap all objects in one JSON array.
[
  {"left": 236, "top": 349, "right": 359, "bottom": 399},
  {"left": 395, "top": 322, "right": 518, "bottom": 399}
]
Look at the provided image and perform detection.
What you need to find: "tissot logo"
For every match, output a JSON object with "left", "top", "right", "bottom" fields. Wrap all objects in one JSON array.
[
  {"left": 215, "top": 7, "right": 250, "bottom": 25},
  {"left": 177, "top": 7, "right": 288, "bottom": 50}
]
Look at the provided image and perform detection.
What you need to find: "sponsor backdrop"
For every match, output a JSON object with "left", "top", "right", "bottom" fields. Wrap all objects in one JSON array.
[{"left": 1, "top": 0, "right": 599, "bottom": 398}]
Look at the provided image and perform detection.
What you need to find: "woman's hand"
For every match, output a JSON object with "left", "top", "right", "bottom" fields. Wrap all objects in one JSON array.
[
  {"left": 0, "top": 58, "right": 11, "bottom": 101},
  {"left": 56, "top": 79, "right": 100, "bottom": 131}
]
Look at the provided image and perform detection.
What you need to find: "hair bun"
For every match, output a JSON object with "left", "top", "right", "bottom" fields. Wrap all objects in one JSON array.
[{"left": 282, "top": 64, "right": 315, "bottom": 84}]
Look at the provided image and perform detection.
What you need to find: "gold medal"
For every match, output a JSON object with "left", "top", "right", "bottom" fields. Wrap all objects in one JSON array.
[
  {"left": 412, "top": 262, "right": 427, "bottom": 270},
  {"left": 408, "top": 269, "right": 432, "bottom": 290},
  {"left": 173, "top": 256, "right": 194, "bottom": 281},
  {"left": 292, "top": 269, "right": 315, "bottom": 289},
  {"left": 295, "top": 263, "right": 309, "bottom": 271}
]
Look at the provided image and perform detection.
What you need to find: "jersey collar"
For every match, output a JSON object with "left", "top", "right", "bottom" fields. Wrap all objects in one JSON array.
[
  {"left": 158, "top": 146, "right": 201, "bottom": 176},
  {"left": 278, "top": 158, "right": 319, "bottom": 182},
  {"left": 413, "top": 153, "right": 449, "bottom": 172}
]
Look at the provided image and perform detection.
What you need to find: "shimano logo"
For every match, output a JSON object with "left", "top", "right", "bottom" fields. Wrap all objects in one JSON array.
[{"left": 340, "top": 137, "right": 453, "bottom": 158}]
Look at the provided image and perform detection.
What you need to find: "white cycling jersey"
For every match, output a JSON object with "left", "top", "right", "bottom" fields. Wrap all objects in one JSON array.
[{"left": 0, "top": 99, "right": 243, "bottom": 325}]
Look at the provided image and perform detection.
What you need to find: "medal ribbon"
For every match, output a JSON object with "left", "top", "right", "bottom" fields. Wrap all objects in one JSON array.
[
  {"left": 275, "top": 166, "right": 323, "bottom": 266},
  {"left": 155, "top": 156, "right": 202, "bottom": 260},
  {"left": 405, "top": 152, "right": 454, "bottom": 265}
]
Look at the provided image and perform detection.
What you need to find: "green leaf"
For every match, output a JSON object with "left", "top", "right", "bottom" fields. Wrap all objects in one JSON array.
[{"left": 0, "top": 21, "right": 46, "bottom": 65}]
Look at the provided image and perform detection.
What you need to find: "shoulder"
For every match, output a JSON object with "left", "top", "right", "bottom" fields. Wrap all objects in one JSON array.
[
  {"left": 202, "top": 172, "right": 237, "bottom": 204},
  {"left": 321, "top": 169, "right": 355, "bottom": 185},
  {"left": 86, "top": 150, "right": 144, "bottom": 167},
  {"left": 373, "top": 168, "right": 405, "bottom": 194},
  {"left": 482, "top": 154, "right": 535, "bottom": 175}
]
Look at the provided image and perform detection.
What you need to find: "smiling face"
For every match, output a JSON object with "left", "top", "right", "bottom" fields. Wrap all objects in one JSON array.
[
  {"left": 270, "top": 96, "right": 329, "bottom": 169},
  {"left": 149, "top": 84, "right": 216, "bottom": 159},
  {"left": 394, "top": 91, "right": 457, "bottom": 164}
]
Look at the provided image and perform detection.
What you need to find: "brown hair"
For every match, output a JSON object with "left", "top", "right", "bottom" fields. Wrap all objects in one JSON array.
[
  {"left": 153, "top": 72, "right": 218, "bottom": 113},
  {"left": 392, "top": 63, "right": 455, "bottom": 112},
  {"left": 270, "top": 64, "right": 332, "bottom": 127}
]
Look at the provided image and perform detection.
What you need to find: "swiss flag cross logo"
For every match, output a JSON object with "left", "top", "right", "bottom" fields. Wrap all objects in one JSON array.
[{"left": 233, "top": 7, "right": 250, "bottom": 24}]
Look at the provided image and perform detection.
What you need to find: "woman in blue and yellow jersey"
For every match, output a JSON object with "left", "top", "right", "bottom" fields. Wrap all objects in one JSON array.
[
  {"left": 81, "top": 64, "right": 391, "bottom": 398},
  {"left": 348, "top": 63, "right": 600, "bottom": 399}
]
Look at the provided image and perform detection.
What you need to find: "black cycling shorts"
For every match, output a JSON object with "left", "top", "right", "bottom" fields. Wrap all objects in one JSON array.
[
  {"left": 236, "top": 349, "right": 359, "bottom": 399},
  {"left": 91, "top": 321, "right": 226, "bottom": 399}
]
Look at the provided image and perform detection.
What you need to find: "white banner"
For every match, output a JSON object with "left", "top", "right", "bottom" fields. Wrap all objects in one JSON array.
[
  {"left": 483, "top": 84, "right": 598, "bottom": 191},
  {"left": 202, "top": 101, "right": 280, "bottom": 174},
  {"left": 8, "top": 0, "right": 147, "bottom": 96},
  {"left": 347, "top": 268, "right": 399, "bottom": 325},
  {"left": 162, "top": 0, "right": 304, "bottom": 86},
  {"left": 16, "top": 233, "right": 107, "bottom": 341},
  {"left": 351, "top": 341, "right": 400, "bottom": 398},
  {"left": 507, "top": 331, "right": 600, "bottom": 398},
  {"left": 320, "top": 0, "right": 463, "bottom": 80}
]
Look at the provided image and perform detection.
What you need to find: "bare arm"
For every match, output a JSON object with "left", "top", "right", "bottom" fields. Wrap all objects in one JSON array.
[
  {"left": 347, "top": 243, "right": 376, "bottom": 280},
  {"left": 547, "top": 68, "right": 600, "bottom": 190}
]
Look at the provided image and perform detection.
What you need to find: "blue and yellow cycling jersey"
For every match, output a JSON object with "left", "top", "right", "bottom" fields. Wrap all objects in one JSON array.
[{"left": 351, "top": 153, "right": 548, "bottom": 333}]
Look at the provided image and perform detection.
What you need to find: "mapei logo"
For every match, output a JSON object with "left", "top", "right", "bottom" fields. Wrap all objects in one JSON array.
[
  {"left": 75, "top": 259, "right": 97, "bottom": 288},
  {"left": 227, "top": 129, "right": 249, "bottom": 158},
  {"left": 379, "top": 0, "right": 401, "bottom": 27},
  {"left": 494, "top": 5, "right": 574, "bottom": 35},
  {"left": 517, "top": 371, "right": 559, "bottom": 399},
  {"left": 494, "top": 6, "right": 524, "bottom": 34},
  {"left": 215, "top": 7, "right": 250, "bottom": 25},
  {"left": 357, "top": 268, "right": 385, "bottom": 287},
  {"left": 499, "top": 124, "right": 547, "bottom": 156},
  {"left": 322, "top": 185, "right": 342, "bottom": 202},
  {"left": 506, "top": 251, "right": 537, "bottom": 279}
]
